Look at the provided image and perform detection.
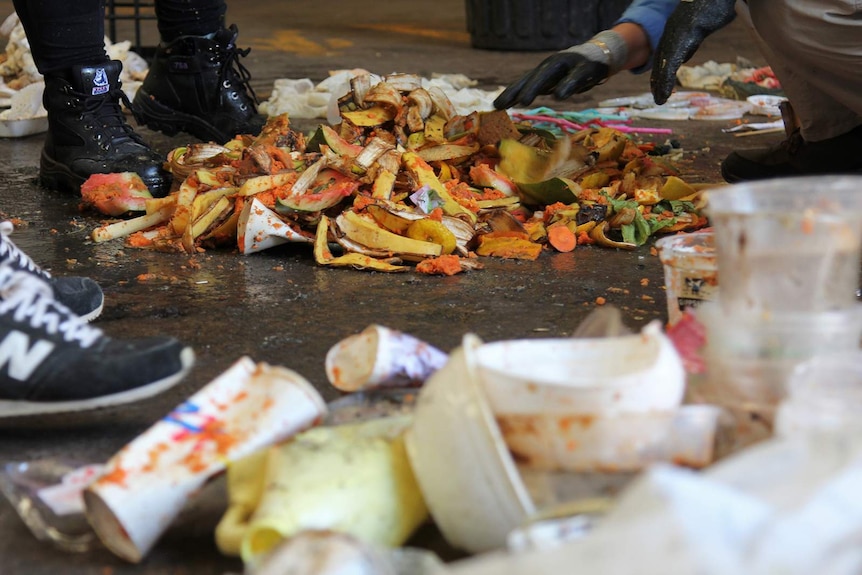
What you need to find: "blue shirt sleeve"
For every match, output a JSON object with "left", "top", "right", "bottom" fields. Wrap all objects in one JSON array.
[{"left": 613, "top": 0, "right": 680, "bottom": 73}]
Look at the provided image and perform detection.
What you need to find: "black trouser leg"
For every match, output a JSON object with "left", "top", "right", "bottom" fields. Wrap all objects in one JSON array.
[
  {"left": 12, "top": 0, "right": 108, "bottom": 76},
  {"left": 154, "top": 0, "right": 227, "bottom": 42}
]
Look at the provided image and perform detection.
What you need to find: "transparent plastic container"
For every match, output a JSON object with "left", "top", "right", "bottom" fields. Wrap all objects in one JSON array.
[
  {"left": 656, "top": 232, "right": 718, "bottom": 326},
  {"left": 775, "top": 351, "right": 862, "bottom": 437},
  {"left": 706, "top": 176, "right": 862, "bottom": 314},
  {"left": 699, "top": 303, "right": 862, "bottom": 361},
  {"left": 0, "top": 459, "right": 102, "bottom": 552}
]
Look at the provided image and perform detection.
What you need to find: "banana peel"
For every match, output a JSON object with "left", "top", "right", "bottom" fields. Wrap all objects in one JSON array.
[
  {"left": 366, "top": 203, "right": 414, "bottom": 234},
  {"left": 594, "top": 132, "right": 627, "bottom": 163},
  {"left": 423, "top": 114, "right": 446, "bottom": 142},
  {"left": 371, "top": 169, "right": 396, "bottom": 200},
  {"left": 476, "top": 196, "right": 520, "bottom": 210},
  {"left": 337, "top": 210, "right": 442, "bottom": 258},
  {"left": 341, "top": 105, "right": 396, "bottom": 127},
  {"left": 497, "top": 138, "right": 549, "bottom": 183},
  {"left": 416, "top": 143, "right": 480, "bottom": 163},
  {"left": 659, "top": 175, "right": 697, "bottom": 201},
  {"left": 315, "top": 215, "right": 408, "bottom": 272},
  {"left": 191, "top": 187, "right": 238, "bottom": 221},
  {"left": 169, "top": 180, "right": 199, "bottom": 236},
  {"left": 324, "top": 252, "right": 409, "bottom": 272},
  {"left": 497, "top": 137, "right": 591, "bottom": 185},
  {"left": 405, "top": 219, "right": 457, "bottom": 255},
  {"left": 314, "top": 215, "right": 336, "bottom": 263},
  {"left": 238, "top": 173, "right": 296, "bottom": 197},
  {"left": 182, "top": 196, "right": 232, "bottom": 254},
  {"left": 589, "top": 221, "right": 637, "bottom": 250},
  {"left": 145, "top": 195, "right": 177, "bottom": 216},
  {"left": 402, "top": 152, "right": 477, "bottom": 223}
]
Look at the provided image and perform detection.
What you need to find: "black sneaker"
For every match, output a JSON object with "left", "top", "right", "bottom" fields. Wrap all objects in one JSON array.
[
  {"left": 0, "top": 221, "right": 104, "bottom": 322},
  {"left": 721, "top": 125, "right": 862, "bottom": 183},
  {"left": 0, "top": 265, "right": 195, "bottom": 417}
]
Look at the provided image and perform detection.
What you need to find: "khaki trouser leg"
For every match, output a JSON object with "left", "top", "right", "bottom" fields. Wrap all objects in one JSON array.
[{"left": 738, "top": 0, "right": 862, "bottom": 141}]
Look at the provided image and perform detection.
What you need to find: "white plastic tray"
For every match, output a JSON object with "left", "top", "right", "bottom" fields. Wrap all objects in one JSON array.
[{"left": 0, "top": 115, "right": 48, "bottom": 138}]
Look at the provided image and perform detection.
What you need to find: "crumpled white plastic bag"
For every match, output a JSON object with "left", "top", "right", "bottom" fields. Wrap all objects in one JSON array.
[
  {"left": 448, "top": 434, "right": 862, "bottom": 575},
  {"left": 259, "top": 70, "right": 503, "bottom": 122}
]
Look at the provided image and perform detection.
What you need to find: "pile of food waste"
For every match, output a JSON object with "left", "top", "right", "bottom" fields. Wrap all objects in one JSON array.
[{"left": 90, "top": 72, "right": 708, "bottom": 275}]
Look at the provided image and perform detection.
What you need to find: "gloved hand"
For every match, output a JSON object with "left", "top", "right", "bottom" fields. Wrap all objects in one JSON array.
[
  {"left": 494, "top": 30, "right": 628, "bottom": 109},
  {"left": 650, "top": 0, "right": 737, "bottom": 105},
  {"left": 493, "top": 52, "right": 609, "bottom": 109}
]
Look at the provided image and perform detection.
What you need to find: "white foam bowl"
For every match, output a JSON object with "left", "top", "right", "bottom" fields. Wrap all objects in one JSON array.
[
  {"left": 405, "top": 334, "right": 535, "bottom": 554},
  {"left": 475, "top": 321, "right": 686, "bottom": 417}
]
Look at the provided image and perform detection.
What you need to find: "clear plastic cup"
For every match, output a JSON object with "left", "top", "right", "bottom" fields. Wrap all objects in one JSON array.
[
  {"left": 656, "top": 232, "right": 718, "bottom": 326},
  {"left": 699, "top": 303, "right": 862, "bottom": 361},
  {"left": 698, "top": 303, "right": 862, "bottom": 422},
  {"left": 775, "top": 351, "right": 862, "bottom": 437},
  {"left": 705, "top": 353, "right": 797, "bottom": 411},
  {"left": 706, "top": 176, "right": 862, "bottom": 314}
]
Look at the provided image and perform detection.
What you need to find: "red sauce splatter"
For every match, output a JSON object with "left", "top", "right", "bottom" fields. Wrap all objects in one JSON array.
[
  {"left": 99, "top": 465, "right": 128, "bottom": 487},
  {"left": 141, "top": 442, "right": 170, "bottom": 473}
]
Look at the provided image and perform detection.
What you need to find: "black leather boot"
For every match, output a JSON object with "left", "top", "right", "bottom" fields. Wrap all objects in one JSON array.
[
  {"left": 721, "top": 125, "right": 862, "bottom": 183},
  {"left": 41, "top": 61, "right": 169, "bottom": 197},
  {"left": 133, "top": 24, "right": 266, "bottom": 144}
]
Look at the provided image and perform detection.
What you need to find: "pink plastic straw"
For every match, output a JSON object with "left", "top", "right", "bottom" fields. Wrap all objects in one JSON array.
[
  {"left": 512, "top": 113, "right": 674, "bottom": 135},
  {"left": 603, "top": 124, "right": 674, "bottom": 135},
  {"left": 511, "top": 113, "right": 584, "bottom": 131}
]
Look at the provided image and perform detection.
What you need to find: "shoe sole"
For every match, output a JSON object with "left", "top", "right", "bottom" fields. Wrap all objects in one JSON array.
[
  {"left": 134, "top": 91, "right": 228, "bottom": 143},
  {"left": 78, "top": 300, "right": 104, "bottom": 323},
  {"left": 0, "top": 347, "right": 195, "bottom": 417}
]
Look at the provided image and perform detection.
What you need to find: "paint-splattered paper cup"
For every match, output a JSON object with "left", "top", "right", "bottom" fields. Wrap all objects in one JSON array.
[
  {"left": 325, "top": 325, "right": 448, "bottom": 392},
  {"left": 83, "top": 357, "right": 326, "bottom": 563}
]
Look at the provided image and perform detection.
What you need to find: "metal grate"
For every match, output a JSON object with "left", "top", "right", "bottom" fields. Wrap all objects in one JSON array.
[{"left": 105, "top": 0, "right": 157, "bottom": 57}]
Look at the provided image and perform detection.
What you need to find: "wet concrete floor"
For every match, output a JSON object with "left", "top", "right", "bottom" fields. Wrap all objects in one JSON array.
[{"left": 0, "top": 1, "right": 775, "bottom": 572}]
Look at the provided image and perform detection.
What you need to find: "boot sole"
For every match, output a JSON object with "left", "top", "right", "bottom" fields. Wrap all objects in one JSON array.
[
  {"left": 134, "top": 90, "right": 229, "bottom": 144},
  {"left": 40, "top": 149, "right": 170, "bottom": 198},
  {"left": 0, "top": 347, "right": 195, "bottom": 417},
  {"left": 40, "top": 151, "right": 86, "bottom": 194}
]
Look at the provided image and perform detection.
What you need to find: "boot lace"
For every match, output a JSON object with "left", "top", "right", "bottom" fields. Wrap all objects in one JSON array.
[
  {"left": 68, "top": 84, "right": 147, "bottom": 150},
  {"left": 216, "top": 25, "right": 260, "bottom": 109},
  {"left": 0, "top": 265, "right": 102, "bottom": 348},
  {"left": 0, "top": 221, "right": 50, "bottom": 279}
]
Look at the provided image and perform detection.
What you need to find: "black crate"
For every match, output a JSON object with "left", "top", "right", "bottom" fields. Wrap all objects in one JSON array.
[
  {"left": 105, "top": 0, "right": 157, "bottom": 58},
  {"left": 466, "top": 0, "right": 632, "bottom": 51}
]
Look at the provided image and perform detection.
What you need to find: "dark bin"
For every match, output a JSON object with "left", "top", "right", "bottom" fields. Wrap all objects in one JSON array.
[
  {"left": 466, "top": 0, "right": 633, "bottom": 51},
  {"left": 105, "top": 0, "right": 157, "bottom": 57}
]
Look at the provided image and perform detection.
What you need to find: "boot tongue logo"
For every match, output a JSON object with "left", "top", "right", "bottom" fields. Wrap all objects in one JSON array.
[{"left": 91, "top": 68, "right": 110, "bottom": 95}]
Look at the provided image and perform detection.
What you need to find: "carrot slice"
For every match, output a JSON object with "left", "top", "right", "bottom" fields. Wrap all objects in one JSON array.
[{"left": 548, "top": 224, "right": 576, "bottom": 252}]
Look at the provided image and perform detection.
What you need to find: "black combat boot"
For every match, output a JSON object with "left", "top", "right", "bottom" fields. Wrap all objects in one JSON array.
[
  {"left": 133, "top": 24, "right": 266, "bottom": 144},
  {"left": 41, "top": 61, "right": 169, "bottom": 197}
]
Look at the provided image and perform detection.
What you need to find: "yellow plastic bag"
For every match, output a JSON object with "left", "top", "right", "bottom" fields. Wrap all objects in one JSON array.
[{"left": 215, "top": 415, "right": 428, "bottom": 564}]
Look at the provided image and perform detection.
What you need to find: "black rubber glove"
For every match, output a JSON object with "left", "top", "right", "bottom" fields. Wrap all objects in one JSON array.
[
  {"left": 650, "top": 0, "right": 737, "bottom": 105},
  {"left": 493, "top": 52, "right": 609, "bottom": 109}
]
